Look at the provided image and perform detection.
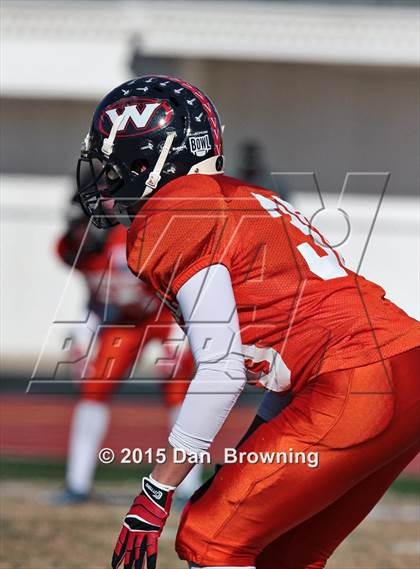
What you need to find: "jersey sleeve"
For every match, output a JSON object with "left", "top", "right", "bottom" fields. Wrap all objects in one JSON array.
[{"left": 127, "top": 192, "right": 235, "bottom": 301}]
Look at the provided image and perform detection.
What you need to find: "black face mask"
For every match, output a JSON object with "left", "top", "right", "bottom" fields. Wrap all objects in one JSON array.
[{"left": 77, "top": 155, "right": 129, "bottom": 228}]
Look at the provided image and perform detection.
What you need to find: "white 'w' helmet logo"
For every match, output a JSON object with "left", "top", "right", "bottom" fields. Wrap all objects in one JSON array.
[{"left": 105, "top": 103, "right": 161, "bottom": 131}]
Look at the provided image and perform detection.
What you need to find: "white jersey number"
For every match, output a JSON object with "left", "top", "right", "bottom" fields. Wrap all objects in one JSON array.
[{"left": 252, "top": 193, "right": 347, "bottom": 281}]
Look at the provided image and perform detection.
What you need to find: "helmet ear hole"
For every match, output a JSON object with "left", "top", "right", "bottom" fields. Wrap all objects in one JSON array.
[
  {"left": 105, "top": 166, "right": 121, "bottom": 183},
  {"left": 131, "top": 159, "right": 150, "bottom": 174}
]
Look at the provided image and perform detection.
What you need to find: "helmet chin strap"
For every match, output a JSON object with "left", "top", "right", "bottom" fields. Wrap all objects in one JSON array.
[
  {"left": 101, "top": 114, "right": 126, "bottom": 157},
  {"left": 143, "top": 131, "right": 177, "bottom": 197},
  {"left": 115, "top": 133, "right": 224, "bottom": 225},
  {"left": 187, "top": 156, "right": 224, "bottom": 175},
  {"left": 108, "top": 130, "right": 176, "bottom": 226}
]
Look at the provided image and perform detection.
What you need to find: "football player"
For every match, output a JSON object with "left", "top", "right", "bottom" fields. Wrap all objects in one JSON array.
[
  {"left": 53, "top": 191, "right": 199, "bottom": 505},
  {"left": 76, "top": 76, "right": 420, "bottom": 569}
]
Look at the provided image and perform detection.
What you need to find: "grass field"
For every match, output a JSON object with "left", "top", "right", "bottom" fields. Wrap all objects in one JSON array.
[{"left": 1, "top": 476, "right": 419, "bottom": 569}]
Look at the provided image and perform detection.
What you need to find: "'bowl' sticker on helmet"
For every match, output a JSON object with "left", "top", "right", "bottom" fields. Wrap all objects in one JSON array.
[
  {"left": 189, "top": 133, "right": 211, "bottom": 157},
  {"left": 99, "top": 97, "right": 174, "bottom": 137}
]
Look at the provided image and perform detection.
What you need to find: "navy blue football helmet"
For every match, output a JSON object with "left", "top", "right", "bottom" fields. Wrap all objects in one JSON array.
[{"left": 77, "top": 75, "right": 224, "bottom": 228}]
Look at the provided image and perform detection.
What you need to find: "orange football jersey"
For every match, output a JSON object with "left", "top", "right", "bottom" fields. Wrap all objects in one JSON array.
[{"left": 127, "top": 174, "right": 420, "bottom": 392}]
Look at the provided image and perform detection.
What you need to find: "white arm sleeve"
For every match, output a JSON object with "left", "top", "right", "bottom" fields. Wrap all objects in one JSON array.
[{"left": 168, "top": 264, "right": 246, "bottom": 455}]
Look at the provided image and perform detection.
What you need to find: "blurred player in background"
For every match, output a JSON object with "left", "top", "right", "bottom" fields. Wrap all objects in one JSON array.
[
  {"left": 237, "top": 140, "right": 273, "bottom": 192},
  {"left": 237, "top": 139, "right": 289, "bottom": 200},
  {"left": 52, "top": 191, "right": 200, "bottom": 505}
]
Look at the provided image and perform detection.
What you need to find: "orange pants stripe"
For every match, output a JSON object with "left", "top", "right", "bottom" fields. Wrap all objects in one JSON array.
[{"left": 176, "top": 347, "right": 420, "bottom": 568}]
